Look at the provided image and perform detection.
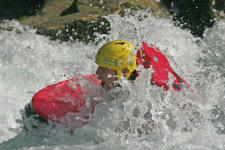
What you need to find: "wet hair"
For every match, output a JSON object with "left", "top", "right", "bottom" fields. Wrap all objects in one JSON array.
[{"left": 128, "top": 70, "right": 137, "bottom": 81}]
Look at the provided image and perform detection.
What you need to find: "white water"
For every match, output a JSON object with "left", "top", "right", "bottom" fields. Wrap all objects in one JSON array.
[{"left": 0, "top": 11, "right": 225, "bottom": 150}]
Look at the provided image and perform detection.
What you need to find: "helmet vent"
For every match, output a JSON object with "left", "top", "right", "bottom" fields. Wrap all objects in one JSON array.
[{"left": 115, "top": 42, "right": 125, "bottom": 45}]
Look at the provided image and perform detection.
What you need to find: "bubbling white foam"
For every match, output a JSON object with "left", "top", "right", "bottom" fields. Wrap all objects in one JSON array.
[{"left": 0, "top": 12, "right": 225, "bottom": 150}]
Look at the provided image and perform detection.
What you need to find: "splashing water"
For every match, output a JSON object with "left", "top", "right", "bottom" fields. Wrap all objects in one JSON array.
[{"left": 0, "top": 11, "right": 225, "bottom": 150}]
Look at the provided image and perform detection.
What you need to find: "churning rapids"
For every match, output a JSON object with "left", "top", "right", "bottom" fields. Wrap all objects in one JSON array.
[{"left": 0, "top": 11, "right": 225, "bottom": 150}]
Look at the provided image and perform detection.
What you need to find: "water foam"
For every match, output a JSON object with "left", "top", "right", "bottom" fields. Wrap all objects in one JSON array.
[{"left": 0, "top": 12, "right": 225, "bottom": 150}]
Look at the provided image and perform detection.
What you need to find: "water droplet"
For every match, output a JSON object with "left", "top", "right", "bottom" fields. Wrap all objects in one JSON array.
[{"left": 154, "top": 56, "right": 158, "bottom": 62}]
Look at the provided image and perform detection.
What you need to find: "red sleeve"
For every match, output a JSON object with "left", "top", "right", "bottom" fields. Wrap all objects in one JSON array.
[{"left": 136, "top": 42, "right": 187, "bottom": 91}]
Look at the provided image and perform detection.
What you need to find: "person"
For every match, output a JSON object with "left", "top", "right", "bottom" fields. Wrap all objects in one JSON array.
[
  {"left": 95, "top": 40, "right": 187, "bottom": 92},
  {"left": 94, "top": 40, "right": 188, "bottom": 136}
]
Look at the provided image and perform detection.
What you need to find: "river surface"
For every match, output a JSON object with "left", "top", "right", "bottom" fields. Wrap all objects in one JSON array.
[{"left": 0, "top": 11, "right": 225, "bottom": 150}]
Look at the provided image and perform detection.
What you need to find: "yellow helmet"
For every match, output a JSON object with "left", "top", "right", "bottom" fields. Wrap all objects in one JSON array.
[{"left": 96, "top": 40, "right": 136, "bottom": 79}]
